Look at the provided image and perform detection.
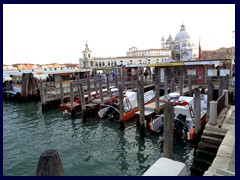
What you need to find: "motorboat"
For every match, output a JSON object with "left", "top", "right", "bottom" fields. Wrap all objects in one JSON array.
[{"left": 149, "top": 92, "right": 207, "bottom": 141}]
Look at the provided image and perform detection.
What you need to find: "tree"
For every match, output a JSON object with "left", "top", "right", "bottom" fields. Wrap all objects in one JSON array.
[{"left": 171, "top": 50, "right": 180, "bottom": 61}]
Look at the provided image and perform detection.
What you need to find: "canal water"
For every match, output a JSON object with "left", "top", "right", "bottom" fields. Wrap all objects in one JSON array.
[{"left": 3, "top": 99, "right": 196, "bottom": 176}]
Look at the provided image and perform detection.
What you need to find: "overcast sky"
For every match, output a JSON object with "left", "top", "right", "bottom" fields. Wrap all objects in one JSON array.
[{"left": 3, "top": 4, "right": 235, "bottom": 65}]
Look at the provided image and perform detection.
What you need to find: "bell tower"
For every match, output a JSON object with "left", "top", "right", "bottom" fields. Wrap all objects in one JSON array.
[
  {"left": 81, "top": 42, "right": 93, "bottom": 68},
  {"left": 161, "top": 36, "right": 165, "bottom": 49}
]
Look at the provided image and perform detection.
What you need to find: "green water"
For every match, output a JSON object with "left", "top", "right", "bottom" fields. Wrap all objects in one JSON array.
[{"left": 3, "top": 100, "right": 195, "bottom": 176}]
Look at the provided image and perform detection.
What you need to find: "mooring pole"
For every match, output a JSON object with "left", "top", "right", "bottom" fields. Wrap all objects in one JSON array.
[
  {"left": 138, "top": 80, "right": 145, "bottom": 137},
  {"left": 36, "top": 149, "right": 64, "bottom": 176},
  {"left": 179, "top": 76, "right": 183, "bottom": 96},
  {"left": 99, "top": 80, "right": 104, "bottom": 104},
  {"left": 188, "top": 75, "right": 192, "bottom": 96},
  {"left": 164, "top": 75, "right": 168, "bottom": 95},
  {"left": 163, "top": 101, "right": 174, "bottom": 159},
  {"left": 106, "top": 75, "right": 110, "bottom": 95},
  {"left": 155, "top": 80, "right": 160, "bottom": 115},
  {"left": 207, "top": 82, "right": 214, "bottom": 117},
  {"left": 87, "top": 78, "right": 91, "bottom": 103},
  {"left": 118, "top": 83, "right": 125, "bottom": 130},
  {"left": 70, "top": 82, "right": 75, "bottom": 118},
  {"left": 79, "top": 81, "right": 87, "bottom": 121},
  {"left": 194, "top": 88, "right": 201, "bottom": 138},
  {"left": 170, "top": 78, "right": 175, "bottom": 93},
  {"left": 59, "top": 77, "right": 64, "bottom": 105}
]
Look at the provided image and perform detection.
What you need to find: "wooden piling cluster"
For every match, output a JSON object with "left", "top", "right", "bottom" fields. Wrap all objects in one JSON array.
[{"left": 3, "top": 73, "right": 40, "bottom": 102}]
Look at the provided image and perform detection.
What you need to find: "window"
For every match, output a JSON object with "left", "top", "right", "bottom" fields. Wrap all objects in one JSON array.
[
  {"left": 108, "top": 61, "right": 110, "bottom": 66},
  {"left": 96, "top": 62, "right": 98, "bottom": 66},
  {"left": 102, "top": 62, "right": 105, "bottom": 66},
  {"left": 99, "top": 62, "right": 102, "bottom": 67}
]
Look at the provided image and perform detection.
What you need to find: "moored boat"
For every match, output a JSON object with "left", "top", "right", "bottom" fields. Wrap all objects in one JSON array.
[
  {"left": 149, "top": 92, "right": 207, "bottom": 141},
  {"left": 59, "top": 89, "right": 109, "bottom": 114},
  {"left": 98, "top": 89, "right": 156, "bottom": 121}
]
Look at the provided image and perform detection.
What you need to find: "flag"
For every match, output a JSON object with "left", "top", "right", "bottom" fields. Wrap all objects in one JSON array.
[{"left": 199, "top": 37, "right": 203, "bottom": 60}]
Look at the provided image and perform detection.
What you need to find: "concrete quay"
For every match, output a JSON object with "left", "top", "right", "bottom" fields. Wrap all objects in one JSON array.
[{"left": 203, "top": 105, "right": 235, "bottom": 176}]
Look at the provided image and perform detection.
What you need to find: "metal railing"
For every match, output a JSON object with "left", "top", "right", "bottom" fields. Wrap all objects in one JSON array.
[{"left": 216, "top": 92, "right": 225, "bottom": 116}]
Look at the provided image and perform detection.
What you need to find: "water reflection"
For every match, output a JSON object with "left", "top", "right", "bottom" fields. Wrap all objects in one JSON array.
[
  {"left": 136, "top": 136, "right": 149, "bottom": 175},
  {"left": 116, "top": 131, "right": 128, "bottom": 175}
]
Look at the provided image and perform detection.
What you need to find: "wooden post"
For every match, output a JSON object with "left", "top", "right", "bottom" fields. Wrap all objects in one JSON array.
[
  {"left": 194, "top": 88, "right": 201, "bottom": 137},
  {"left": 70, "top": 82, "right": 75, "bottom": 118},
  {"left": 163, "top": 101, "right": 174, "bottom": 159},
  {"left": 155, "top": 81, "right": 160, "bottom": 115},
  {"left": 59, "top": 77, "right": 64, "bottom": 104},
  {"left": 41, "top": 84, "right": 47, "bottom": 113},
  {"left": 120, "top": 67, "right": 125, "bottom": 90},
  {"left": 21, "top": 73, "right": 27, "bottom": 98},
  {"left": 87, "top": 78, "right": 91, "bottom": 103},
  {"left": 138, "top": 80, "right": 145, "bottom": 137},
  {"left": 188, "top": 75, "right": 192, "bottom": 96},
  {"left": 36, "top": 149, "right": 64, "bottom": 176},
  {"left": 118, "top": 83, "right": 125, "bottom": 130},
  {"left": 106, "top": 75, "right": 110, "bottom": 95},
  {"left": 164, "top": 75, "right": 168, "bottom": 95},
  {"left": 99, "top": 80, "right": 104, "bottom": 104},
  {"left": 131, "top": 76, "right": 135, "bottom": 92},
  {"left": 179, "top": 76, "right": 183, "bottom": 96},
  {"left": 170, "top": 78, "right": 175, "bottom": 93},
  {"left": 40, "top": 80, "right": 44, "bottom": 105},
  {"left": 79, "top": 82, "right": 87, "bottom": 121},
  {"left": 140, "top": 69, "right": 144, "bottom": 82},
  {"left": 28, "top": 73, "right": 33, "bottom": 96},
  {"left": 94, "top": 76, "right": 98, "bottom": 93},
  {"left": 31, "top": 73, "right": 38, "bottom": 96},
  {"left": 114, "top": 75, "right": 118, "bottom": 88},
  {"left": 207, "top": 82, "right": 214, "bottom": 117}
]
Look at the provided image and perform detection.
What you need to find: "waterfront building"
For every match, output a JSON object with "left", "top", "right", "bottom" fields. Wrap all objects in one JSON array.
[{"left": 79, "top": 43, "right": 171, "bottom": 69}]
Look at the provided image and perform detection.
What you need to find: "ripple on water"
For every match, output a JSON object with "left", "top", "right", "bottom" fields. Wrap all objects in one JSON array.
[{"left": 4, "top": 100, "right": 195, "bottom": 176}]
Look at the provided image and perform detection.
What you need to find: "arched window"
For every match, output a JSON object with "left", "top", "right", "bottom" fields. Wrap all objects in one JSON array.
[
  {"left": 114, "top": 61, "right": 117, "bottom": 66},
  {"left": 99, "top": 62, "right": 102, "bottom": 67},
  {"left": 102, "top": 62, "right": 105, "bottom": 66},
  {"left": 96, "top": 62, "right": 98, "bottom": 66},
  {"left": 108, "top": 61, "right": 110, "bottom": 66}
]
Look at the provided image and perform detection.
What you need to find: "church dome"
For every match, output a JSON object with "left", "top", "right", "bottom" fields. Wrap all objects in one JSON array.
[
  {"left": 166, "top": 35, "right": 173, "bottom": 45},
  {"left": 175, "top": 24, "right": 191, "bottom": 41}
]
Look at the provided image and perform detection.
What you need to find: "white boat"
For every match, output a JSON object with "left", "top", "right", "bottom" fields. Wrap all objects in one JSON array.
[
  {"left": 149, "top": 92, "right": 207, "bottom": 141},
  {"left": 98, "top": 89, "right": 156, "bottom": 121}
]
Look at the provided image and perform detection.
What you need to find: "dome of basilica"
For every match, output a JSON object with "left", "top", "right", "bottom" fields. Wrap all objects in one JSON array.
[
  {"left": 166, "top": 35, "right": 173, "bottom": 45},
  {"left": 175, "top": 24, "right": 191, "bottom": 41}
]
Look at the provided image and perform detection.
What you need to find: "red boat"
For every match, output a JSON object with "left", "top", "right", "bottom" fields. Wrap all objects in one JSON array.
[{"left": 60, "top": 89, "right": 108, "bottom": 114}]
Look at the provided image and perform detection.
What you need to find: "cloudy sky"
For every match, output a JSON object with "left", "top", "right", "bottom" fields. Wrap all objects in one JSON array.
[{"left": 3, "top": 4, "right": 235, "bottom": 65}]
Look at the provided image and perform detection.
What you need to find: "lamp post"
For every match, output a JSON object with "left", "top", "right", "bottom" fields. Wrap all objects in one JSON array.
[{"left": 230, "top": 30, "right": 235, "bottom": 79}]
